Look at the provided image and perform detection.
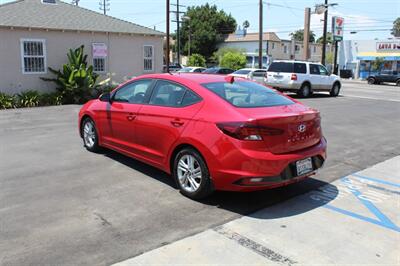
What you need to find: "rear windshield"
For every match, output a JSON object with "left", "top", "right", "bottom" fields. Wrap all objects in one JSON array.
[
  {"left": 233, "top": 69, "right": 251, "bottom": 75},
  {"left": 201, "top": 81, "right": 294, "bottom": 108},
  {"left": 268, "top": 62, "right": 293, "bottom": 73}
]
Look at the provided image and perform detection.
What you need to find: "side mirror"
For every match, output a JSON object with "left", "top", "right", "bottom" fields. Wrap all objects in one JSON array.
[{"left": 99, "top": 92, "right": 111, "bottom": 103}]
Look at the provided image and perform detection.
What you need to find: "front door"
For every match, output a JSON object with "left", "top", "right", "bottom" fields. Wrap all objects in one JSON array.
[
  {"left": 134, "top": 80, "right": 203, "bottom": 167},
  {"left": 104, "top": 79, "right": 154, "bottom": 154}
]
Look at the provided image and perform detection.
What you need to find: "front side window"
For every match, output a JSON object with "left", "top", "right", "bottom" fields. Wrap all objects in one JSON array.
[
  {"left": 113, "top": 79, "right": 153, "bottom": 104},
  {"left": 233, "top": 69, "right": 252, "bottom": 75},
  {"left": 144, "top": 45, "right": 154, "bottom": 71},
  {"left": 318, "top": 65, "right": 329, "bottom": 75},
  {"left": 20, "top": 39, "right": 46, "bottom": 74},
  {"left": 202, "top": 81, "right": 294, "bottom": 108}
]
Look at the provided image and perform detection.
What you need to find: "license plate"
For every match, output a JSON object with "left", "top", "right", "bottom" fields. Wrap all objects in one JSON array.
[{"left": 296, "top": 158, "right": 313, "bottom": 176}]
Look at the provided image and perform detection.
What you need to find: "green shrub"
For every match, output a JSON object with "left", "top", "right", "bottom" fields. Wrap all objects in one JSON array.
[
  {"left": 220, "top": 51, "right": 246, "bottom": 70},
  {"left": 93, "top": 85, "right": 117, "bottom": 98},
  {"left": 39, "top": 92, "right": 63, "bottom": 106},
  {"left": 41, "top": 45, "right": 99, "bottom": 104},
  {"left": 17, "top": 90, "right": 40, "bottom": 108},
  {"left": 187, "top": 54, "right": 206, "bottom": 67},
  {"left": 0, "top": 92, "right": 16, "bottom": 109}
]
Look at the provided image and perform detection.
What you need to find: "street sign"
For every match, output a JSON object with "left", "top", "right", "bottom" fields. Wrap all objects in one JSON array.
[{"left": 332, "top": 16, "right": 344, "bottom": 41}]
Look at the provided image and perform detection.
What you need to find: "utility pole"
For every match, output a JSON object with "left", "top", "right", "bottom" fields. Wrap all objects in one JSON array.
[
  {"left": 99, "top": 0, "right": 110, "bottom": 15},
  {"left": 333, "top": 40, "right": 338, "bottom": 74},
  {"left": 258, "top": 0, "right": 263, "bottom": 69},
  {"left": 303, "top": 7, "right": 311, "bottom": 61},
  {"left": 166, "top": 0, "right": 170, "bottom": 72},
  {"left": 171, "top": 1, "right": 185, "bottom": 65},
  {"left": 321, "top": 0, "right": 328, "bottom": 65}
]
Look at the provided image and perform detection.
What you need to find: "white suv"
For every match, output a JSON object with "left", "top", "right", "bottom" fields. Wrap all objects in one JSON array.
[{"left": 264, "top": 60, "right": 341, "bottom": 97}]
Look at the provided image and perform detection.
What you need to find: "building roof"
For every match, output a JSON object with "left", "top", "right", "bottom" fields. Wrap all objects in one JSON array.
[
  {"left": 224, "top": 32, "right": 281, "bottom": 42},
  {"left": 0, "top": 0, "right": 164, "bottom": 36}
]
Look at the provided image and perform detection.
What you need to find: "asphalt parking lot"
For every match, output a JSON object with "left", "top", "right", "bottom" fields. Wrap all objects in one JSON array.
[{"left": 1, "top": 81, "right": 399, "bottom": 265}]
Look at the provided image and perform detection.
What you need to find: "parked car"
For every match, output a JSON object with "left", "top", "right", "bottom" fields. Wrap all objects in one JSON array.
[
  {"left": 163, "top": 63, "right": 183, "bottom": 73},
  {"left": 79, "top": 73, "right": 327, "bottom": 199},
  {"left": 178, "top": 67, "right": 206, "bottom": 73},
  {"left": 229, "top": 68, "right": 267, "bottom": 84},
  {"left": 265, "top": 60, "right": 341, "bottom": 97},
  {"left": 202, "top": 67, "right": 234, "bottom": 75},
  {"left": 367, "top": 70, "right": 400, "bottom": 86}
]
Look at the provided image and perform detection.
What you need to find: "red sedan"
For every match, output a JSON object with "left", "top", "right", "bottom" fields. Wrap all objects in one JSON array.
[{"left": 79, "top": 73, "right": 326, "bottom": 199}]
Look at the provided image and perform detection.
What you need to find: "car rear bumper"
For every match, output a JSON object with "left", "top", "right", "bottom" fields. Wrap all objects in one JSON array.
[
  {"left": 210, "top": 137, "right": 327, "bottom": 191},
  {"left": 265, "top": 81, "right": 301, "bottom": 90}
]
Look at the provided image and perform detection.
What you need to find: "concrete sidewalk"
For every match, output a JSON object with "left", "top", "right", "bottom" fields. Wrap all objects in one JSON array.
[{"left": 113, "top": 156, "right": 400, "bottom": 266}]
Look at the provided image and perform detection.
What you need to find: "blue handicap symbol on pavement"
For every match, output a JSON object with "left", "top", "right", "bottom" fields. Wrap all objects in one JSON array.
[{"left": 323, "top": 173, "right": 400, "bottom": 233}]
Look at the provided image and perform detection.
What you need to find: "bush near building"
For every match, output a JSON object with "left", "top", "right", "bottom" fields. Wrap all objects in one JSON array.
[
  {"left": 187, "top": 54, "right": 206, "bottom": 67},
  {"left": 220, "top": 52, "right": 246, "bottom": 70}
]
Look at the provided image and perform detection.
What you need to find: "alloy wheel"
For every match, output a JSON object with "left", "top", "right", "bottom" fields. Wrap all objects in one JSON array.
[
  {"left": 177, "top": 154, "right": 202, "bottom": 193},
  {"left": 83, "top": 121, "right": 96, "bottom": 148}
]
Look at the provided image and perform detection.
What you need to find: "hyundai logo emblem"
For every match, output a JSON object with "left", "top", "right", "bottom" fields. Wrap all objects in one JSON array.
[{"left": 298, "top": 124, "right": 306, "bottom": 133}]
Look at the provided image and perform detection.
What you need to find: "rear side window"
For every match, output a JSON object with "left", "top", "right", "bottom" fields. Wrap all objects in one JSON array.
[
  {"left": 150, "top": 80, "right": 186, "bottom": 107},
  {"left": 202, "top": 81, "right": 294, "bottom": 108},
  {"left": 181, "top": 90, "right": 201, "bottom": 106},
  {"left": 310, "top": 64, "right": 320, "bottom": 75},
  {"left": 267, "top": 62, "right": 293, "bottom": 73},
  {"left": 294, "top": 63, "right": 307, "bottom": 74}
]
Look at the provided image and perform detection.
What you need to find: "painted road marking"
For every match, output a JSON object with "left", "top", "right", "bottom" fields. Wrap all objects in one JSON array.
[
  {"left": 310, "top": 173, "right": 400, "bottom": 233},
  {"left": 343, "top": 94, "right": 400, "bottom": 102}
]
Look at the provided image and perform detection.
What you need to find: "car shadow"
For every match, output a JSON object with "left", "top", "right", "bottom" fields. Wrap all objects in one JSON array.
[
  {"left": 287, "top": 92, "right": 338, "bottom": 99},
  {"left": 101, "top": 148, "right": 337, "bottom": 219}
]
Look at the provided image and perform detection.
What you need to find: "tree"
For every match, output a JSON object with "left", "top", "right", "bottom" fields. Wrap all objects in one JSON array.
[
  {"left": 317, "top": 32, "right": 333, "bottom": 44},
  {"left": 179, "top": 4, "right": 237, "bottom": 60},
  {"left": 289, "top": 29, "right": 315, "bottom": 42},
  {"left": 391, "top": 17, "right": 400, "bottom": 37},
  {"left": 220, "top": 52, "right": 246, "bottom": 70},
  {"left": 187, "top": 54, "right": 206, "bottom": 67},
  {"left": 371, "top": 57, "right": 384, "bottom": 71},
  {"left": 41, "top": 45, "right": 98, "bottom": 104}
]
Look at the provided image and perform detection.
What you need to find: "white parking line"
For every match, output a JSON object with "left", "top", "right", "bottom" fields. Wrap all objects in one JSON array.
[{"left": 343, "top": 94, "right": 400, "bottom": 102}]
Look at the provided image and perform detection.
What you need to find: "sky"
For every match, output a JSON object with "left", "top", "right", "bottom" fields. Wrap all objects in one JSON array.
[{"left": 1, "top": 0, "right": 399, "bottom": 40}]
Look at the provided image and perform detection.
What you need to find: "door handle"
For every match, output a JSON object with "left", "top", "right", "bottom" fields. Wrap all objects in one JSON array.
[
  {"left": 171, "top": 119, "right": 184, "bottom": 127},
  {"left": 126, "top": 113, "right": 136, "bottom": 121}
]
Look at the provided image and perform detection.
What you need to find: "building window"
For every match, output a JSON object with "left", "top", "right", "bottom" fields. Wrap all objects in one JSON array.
[
  {"left": 20, "top": 39, "right": 46, "bottom": 74},
  {"left": 295, "top": 44, "right": 300, "bottom": 54},
  {"left": 144, "top": 45, "right": 154, "bottom": 72},
  {"left": 313, "top": 46, "right": 317, "bottom": 53},
  {"left": 272, "top": 42, "right": 275, "bottom": 49},
  {"left": 283, "top": 45, "right": 288, "bottom": 54},
  {"left": 93, "top": 57, "right": 106, "bottom": 72}
]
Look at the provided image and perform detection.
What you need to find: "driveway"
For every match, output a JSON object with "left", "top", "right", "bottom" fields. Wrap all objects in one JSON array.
[{"left": 1, "top": 82, "right": 399, "bottom": 265}]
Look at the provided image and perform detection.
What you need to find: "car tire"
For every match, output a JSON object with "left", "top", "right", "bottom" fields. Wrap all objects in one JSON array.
[
  {"left": 396, "top": 80, "right": 400, "bottom": 86},
  {"left": 297, "top": 83, "right": 311, "bottom": 98},
  {"left": 367, "top": 78, "right": 375, "bottom": 85},
  {"left": 330, "top": 83, "right": 341, "bottom": 97},
  {"left": 173, "top": 148, "right": 214, "bottom": 200},
  {"left": 81, "top": 117, "right": 101, "bottom": 152}
]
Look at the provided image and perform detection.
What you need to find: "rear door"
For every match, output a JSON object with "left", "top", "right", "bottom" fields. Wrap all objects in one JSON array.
[
  {"left": 309, "top": 64, "right": 322, "bottom": 90},
  {"left": 105, "top": 79, "right": 154, "bottom": 153},
  {"left": 134, "top": 80, "right": 203, "bottom": 167},
  {"left": 317, "top": 64, "right": 332, "bottom": 90}
]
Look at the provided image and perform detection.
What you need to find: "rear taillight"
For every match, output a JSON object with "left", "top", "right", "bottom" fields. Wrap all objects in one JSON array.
[
  {"left": 217, "top": 122, "right": 283, "bottom": 141},
  {"left": 291, "top": 73, "right": 297, "bottom": 81}
]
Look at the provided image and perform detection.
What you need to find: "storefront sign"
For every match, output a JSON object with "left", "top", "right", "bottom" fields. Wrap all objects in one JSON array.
[
  {"left": 376, "top": 42, "right": 400, "bottom": 52},
  {"left": 332, "top": 16, "right": 344, "bottom": 41},
  {"left": 92, "top": 43, "right": 107, "bottom": 57}
]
